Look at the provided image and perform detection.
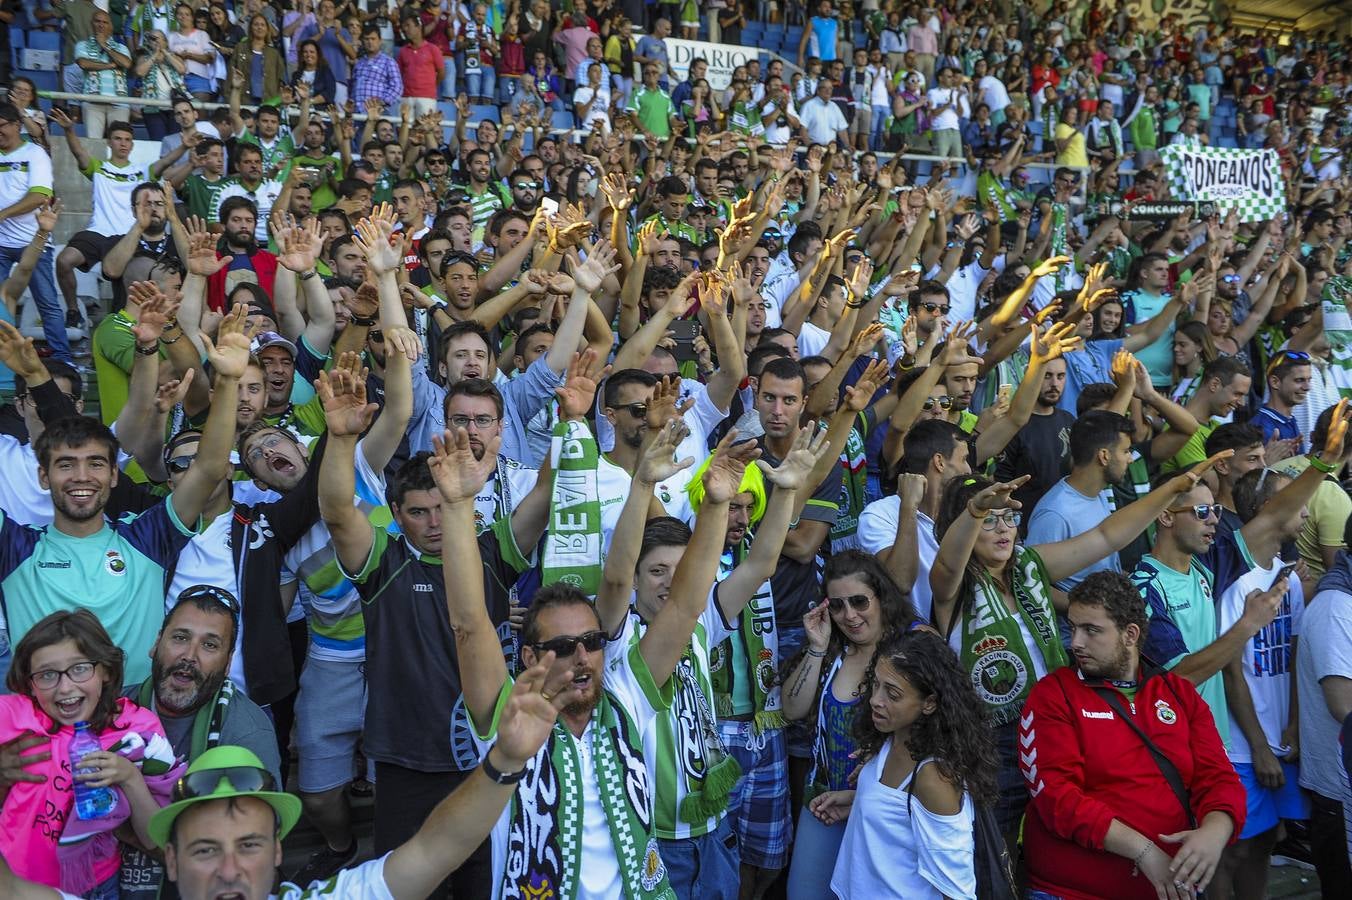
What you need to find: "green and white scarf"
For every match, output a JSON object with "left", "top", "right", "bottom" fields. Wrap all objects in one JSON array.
[
  {"left": 1048, "top": 202, "right": 1073, "bottom": 292},
  {"left": 137, "top": 676, "right": 236, "bottom": 761},
  {"left": 543, "top": 419, "right": 604, "bottom": 596},
  {"left": 503, "top": 693, "right": 676, "bottom": 900},
  {"left": 950, "top": 546, "right": 1068, "bottom": 726},
  {"left": 708, "top": 546, "right": 784, "bottom": 733}
]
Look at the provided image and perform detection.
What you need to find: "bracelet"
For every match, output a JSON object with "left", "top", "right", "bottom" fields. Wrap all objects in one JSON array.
[
  {"left": 481, "top": 748, "right": 528, "bottom": 785},
  {"left": 135, "top": 343, "right": 159, "bottom": 357},
  {"left": 299, "top": 269, "right": 319, "bottom": 281},
  {"left": 349, "top": 313, "right": 377, "bottom": 327},
  {"left": 1130, "top": 840, "right": 1153, "bottom": 876},
  {"left": 805, "top": 647, "right": 826, "bottom": 658},
  {"left": 1309, "top": 455, "right": 1338, "bottom": 475},
  {"left": 160, "top": 331, "right": 183, "bottom": 345},
  {"left": 966, "top": 501, "right": 986, "bottom": 520}
]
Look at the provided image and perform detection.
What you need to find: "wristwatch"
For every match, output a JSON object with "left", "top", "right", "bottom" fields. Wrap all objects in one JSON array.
[{"left": 482, "top": 748, "right": 528, "bottom": 785}]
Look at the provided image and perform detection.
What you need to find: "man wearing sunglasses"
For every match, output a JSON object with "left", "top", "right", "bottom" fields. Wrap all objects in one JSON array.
[{"left": 1132, "top": 401, "right": 1351, "bottom": 770}]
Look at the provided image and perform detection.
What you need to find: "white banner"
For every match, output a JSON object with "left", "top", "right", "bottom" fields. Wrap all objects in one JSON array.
[
  {"left": 662, "top": 38, "right": 759, "bottom": 91},
  {"left": 1160, "top": 144, "right": 1286, "bottom": 223}
]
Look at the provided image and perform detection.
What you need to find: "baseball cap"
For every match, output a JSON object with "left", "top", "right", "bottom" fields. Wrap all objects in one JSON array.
[
  {"left": 148, "top": 746, "right": 301, "bottom": 848},
  {"left": 252, "top": 331, "right": 297, "bottom": 358}
]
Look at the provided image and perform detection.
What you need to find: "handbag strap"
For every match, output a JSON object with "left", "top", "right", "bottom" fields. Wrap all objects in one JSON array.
[{"left": 1092, "top": 687, "right": 1197, "bottom": 829}]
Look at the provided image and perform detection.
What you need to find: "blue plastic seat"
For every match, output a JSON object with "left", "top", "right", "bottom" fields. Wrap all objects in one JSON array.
[
  {"left": 28, "top": 32, "right": 60, "bottom": 53},
  {"left": 469, "top": 104, "right": 500, "bottom": 124},
  {"left": 550, "top": 109, "right": 574, "bottom": 132}
]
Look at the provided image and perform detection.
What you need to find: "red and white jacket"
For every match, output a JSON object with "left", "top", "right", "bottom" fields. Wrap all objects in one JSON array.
[{"left": 1019, "top": 665, "right": 1245, "bottom": 900}]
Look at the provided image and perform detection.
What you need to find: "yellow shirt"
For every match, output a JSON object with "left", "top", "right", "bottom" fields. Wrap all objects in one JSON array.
[{"left": 1054, "top": 122, "right": 1089, "bottom": 169}]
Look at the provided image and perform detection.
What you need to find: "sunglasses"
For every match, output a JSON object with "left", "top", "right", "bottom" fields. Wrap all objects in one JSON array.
[
  {"left": 922, "top": 396, "right": 953, "bottom": 411},
  {"left": 166, "top": 455, "right": 195, "bottom": 474},
  {"left": 1168, "top": 503, "right": 1221, "bottom": 521},
  {"left": 921, "top": 302, "right": 950, "bottom": 315},
  {"left": 981, "top": 511, "right": 1021, "bottom": 531},
  {"left": 171, "top": 765, "right": 276, "bottom": 803},
  {"left": 176, "top": 583, "right": 242, "bottom": 617},
  {"left": 1221, "top": 273, "right": 1242, "bottom": 284},
  {"left": 826, "top": 594, "right": 871, "bottom": 613},
  {"left": 613, "top": 401, "right": 648, "bottom": 419},
  {"left": 513, "top": 181, "right": 542, "bottom": 190},
  {"left": 30, "top": 660, "right": 98, "bottom": 690},
  {"left": 532, "top": 630, "right": 608, "bottom": 657}
]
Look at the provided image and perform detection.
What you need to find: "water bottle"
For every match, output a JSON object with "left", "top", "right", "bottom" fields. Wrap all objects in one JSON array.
[{"left": 70, "top": 722, "right": 116, "bottom": 820}]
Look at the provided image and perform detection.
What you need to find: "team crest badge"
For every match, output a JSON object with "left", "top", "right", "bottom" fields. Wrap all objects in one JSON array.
[
  {"left": 640, "top": 837, "right": 666, "bottom": 891},
  {"left": 105, "top": 550, "right": 126, "bottom": 576},
  {"left": 1155, "top": 700, "right": 1177, "bottom": 725}
]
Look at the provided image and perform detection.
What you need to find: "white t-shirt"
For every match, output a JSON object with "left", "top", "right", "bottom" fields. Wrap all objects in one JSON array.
[
  {"left": 475, "top": 457, "right": 539, "bottom": 533},
  {"left": 797, "top": 320, "right": 831, "bottom": 359},
  {"left": 0, "top": 139, "right": 53, "bottom": 246},
  {"left": 978, "top": 74, "right": 1011, "bottom": 113},
  {"left": 0, "top": 435, "right": 53, "bottom": 527},
  {"left": 573, "top": 85, "right": 612, "bottom": 133},
  {"left": 1219, "top": 556, "right": 1303, "bottom": 763},
  {"left": 857, "top": 498, "right": 938, "bottom": 621},
  {"left": 1298, "top": 579, "right": 1352, "bottom": 799},
  {"left": 84, "top": 158, "right": 151, "bottom": 237},
  {"left": 831, "top": 747, "right": 975, "bottom": 899},
  {"left": 169, "top": 28, "right": 215, "bottom": 79},
  {"left": 925, "top": 87, "right": 969, "bottom": 131},
  {"left": 216, "top": 178, "right": 285, "bottom": 243},
  {"left": 167, "top": 513, "right": 246, "bottom": 689}
]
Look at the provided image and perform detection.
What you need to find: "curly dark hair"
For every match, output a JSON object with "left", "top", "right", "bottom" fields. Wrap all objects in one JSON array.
[{"left": 852, "top": 630, "right": 998, "bottom": 805}]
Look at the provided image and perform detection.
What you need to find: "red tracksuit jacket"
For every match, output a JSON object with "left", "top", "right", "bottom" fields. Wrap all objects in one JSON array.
[{"left": 1019, "top": 665, "right": 1246, "bottom": 900}]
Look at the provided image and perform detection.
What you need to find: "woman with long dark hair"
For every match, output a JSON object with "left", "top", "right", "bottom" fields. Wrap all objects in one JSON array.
[
  {"left": 783, "top": 550, "right": 928, "bottom": 900},
  {"left": 826, "top": 630, "right": 998, "bottom": 898},
  {"left": 290, "top": 39, "right": 337, "bottom": 107}
]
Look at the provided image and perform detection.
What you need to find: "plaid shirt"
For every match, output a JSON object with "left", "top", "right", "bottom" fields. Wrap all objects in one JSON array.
[{"left": 351, "top": 52, "right": 403, "bottom": 110}]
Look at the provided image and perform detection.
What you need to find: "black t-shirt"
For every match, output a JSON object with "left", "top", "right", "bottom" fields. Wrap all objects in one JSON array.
[
  {"left": 353, "top": 517, "right": 524, "bottom": 772},
  {"left": 755, "top": 434, "right": 843, "bottom": 624},
  {"left": 994, "top": 408, "right": 1076, "bottom": 536}
]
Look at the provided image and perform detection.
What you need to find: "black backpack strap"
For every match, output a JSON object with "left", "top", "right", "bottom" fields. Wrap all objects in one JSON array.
[{"left": 1092, "top": 686, "right": 1196, "bottom": 829}]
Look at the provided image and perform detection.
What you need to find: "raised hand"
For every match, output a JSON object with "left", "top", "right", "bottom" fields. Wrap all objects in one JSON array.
[
  {"left": 277, "top": 216, "right": 324, "bottom": 273},
  {"left": 1110, "top": 349, "right": 1137, "bottom": 391},
  {"left": 128, "top": 281, "right": 181, "bottom": 344},
  {"left": 201, "top": 304, "right": 252, "bottom": 379},
  {"left": 348, "top": 280, "right": 380, "bottom": 322},
  {"left": 568, "top": 239, "right": 621, "bottom": 294},
  {"left": 0, "top": 321, "right": 44, "bottom": 379},
  {"left": 1029, "top": 321, "right": 1083, "bottom": 365},
  {"left": 847, "top": 258, "right": 874, "bottom": 299},
  {"left": 760, "top": 424, "right": 830, "bottom": 491},
  {"left": 1032, "top": 254, "right": 1073, "bottom": 279},
  {"left": 493, "top": 653, "right": 575, "bottom": 768},
  {"left": 353, "top": 208, "right": 402, "bottom": 274},
  {"left": 155, "top": 369, "right": 195, "bottom": 415},
  {"left": 967, "top": 475, "right": 1032, "bottom": 514},
  {"left": 185, "top": 219, "right": 229, "bottom": 277},
  {"left": 600, "top": 172, "right": 633, "bottom": 212},
  {"left": 803, "top": 601, "right": 832, "bottom": 652},
  {"left": 645, "top": 374, "right": 695, "bottom": 433},
  {"left": 637, "top": 417, "right": 695, "bottom": 485},
  {"left": 702, "top": 431, "right": 762, "bottom": 505},
  {"left": 36, "top": 198, "right": 62, "bottom": 234},
  {"left": 1316, "top": 398, "right": 1350, "bottom": 464},
  {"left": 938, "top": 320, "right": 979, "bottom": 366},
  {"left": 842, "top": 358, "right": 891, "bottom": 413},
  {"left": 554, "top": 348, "right": 610, "bottom": 421},
  {"left": 384, "top": 325, "right": 422, "bottom": 363},
  {"left": 897, "top": 472, "right": 926, "bottom": 508},
  {"left": 316, "top": 358, "right": 378, "bottom": 437},
  {"left": 429, "top": 427, "right": 500, "bottom": 504}
]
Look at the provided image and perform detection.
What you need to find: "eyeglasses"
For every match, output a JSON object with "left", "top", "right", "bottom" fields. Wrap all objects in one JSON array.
[
  {"left": 245, "top": 432, "right": 289, "bottom": 465},
  {"left": 922, "top": 396, "right": 953, "bottom": 411},
  {"left": 612, "top": 402, "right": 648, "bottom": 419},
  {"left": 1167, "top": 503, "right": 1221, "bottom": 521},
  {"left": 532, "top": 630, "right": 608, "bottom": 657},
  {"left": 449, "top": 414, "right": 500, "bottom": 429},
  {"left": 30, "top": 660, "right": 98, "bottom": 690},
  {"left": 981, "top": 511, "right": 1022, "bottom": 531},
  {"left": 920, "top": 302, "right": 950, "bottom": 315},
  {"left": 825, "top": 594, "right": 871, "bottom": 613},
  {"left": 175, "top": 584, "right": 242, "bottom": 618},
  {"left": 15, "top": 392, "right": 78, "bottom": 405},
  {"left": 166, "top": 455, "right": 195, "bottom": 474},
  {"left": 171, "top": 765, "right": 276, "bottom": 803}
]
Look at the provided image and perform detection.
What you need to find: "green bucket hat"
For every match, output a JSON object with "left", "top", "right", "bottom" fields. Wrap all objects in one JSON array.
[{"left": 148, "top": 746, "right": 302, "bottom": 848}]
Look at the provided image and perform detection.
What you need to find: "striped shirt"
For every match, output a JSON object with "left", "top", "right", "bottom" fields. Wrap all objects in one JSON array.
[{"left": 76, "top": 37, "right": 131, "bottom": 97}]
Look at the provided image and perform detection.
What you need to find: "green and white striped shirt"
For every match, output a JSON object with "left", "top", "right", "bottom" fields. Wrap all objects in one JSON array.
[{"left": 609, "top": 589, "right": 735, "bottom": 840}]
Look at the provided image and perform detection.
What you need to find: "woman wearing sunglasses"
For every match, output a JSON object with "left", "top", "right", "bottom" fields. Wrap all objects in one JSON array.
[
  {"left": 782, "top": 548, "right": 928, "bottom": 900},
  {"left": 929, "top": 454, "right": 1231, "bottom": 853}
]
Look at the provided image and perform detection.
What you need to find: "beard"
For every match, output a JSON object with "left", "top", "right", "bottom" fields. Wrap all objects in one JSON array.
[
  {"left": 226, "top": 231, "right": 257, "bottom": 254},
  {"left": 1081, "top": 638, "right": 1133, "bottom": 681},
  {"left": 51, "top": 488, "right": 108, "bottom": 522},
  {"left": 152, "top": 657, "right": 228, "bottom": 716}
]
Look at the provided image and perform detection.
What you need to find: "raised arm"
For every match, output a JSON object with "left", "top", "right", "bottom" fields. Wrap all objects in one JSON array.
[
  {"left": 170, "top": 305, "right": 252, "bottom": 526},
  {"left": 1033, "top": 451, "right": 1234, "bottom": 585},
  {"left": 430, "top": 427, "right": 512, "bottom": 729},
  {"left": 975, "top": 321, "right": 1082, "bottom": 463},
  {"left": 112, "top": 282, "right": 181, "bottom": 478},
  {"left": 48, "top": 109, "right": 92, "bottom": 171},
  {"left": 930, "top": 476, "right": 1031, "bottom": 635}
]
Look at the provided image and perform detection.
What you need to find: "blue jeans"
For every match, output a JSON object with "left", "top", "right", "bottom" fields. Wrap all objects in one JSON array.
[
  {"left": 84, "top": 872, "right": 119, "bottom": 899},
  {"left": 869, "top": 104, "right": 889, "bottom": 150},
  {"left": 439, "top": 56, "right": 456, "bottom": 100},
  {"left": 786, "top": 805, "right": 848, "bottom": 900},
  {"left": 659, "top": 816, "right": 741, "bottom": 900},
  {"left": 464, "top": 65, "right": 496, "bottom": 100},
  {"left": 0, "top": 243, "right": 71, "bottom": 362}
]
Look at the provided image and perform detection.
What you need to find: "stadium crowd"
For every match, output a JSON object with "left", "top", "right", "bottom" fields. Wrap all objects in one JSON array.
[{"left": 2, "top": 1, "right": 1352, "bottom": 899}]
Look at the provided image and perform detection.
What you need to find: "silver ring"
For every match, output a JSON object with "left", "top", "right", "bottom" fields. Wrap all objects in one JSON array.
[{"left": 1174, "top": 881, "right": 1187, "bottom": 889}]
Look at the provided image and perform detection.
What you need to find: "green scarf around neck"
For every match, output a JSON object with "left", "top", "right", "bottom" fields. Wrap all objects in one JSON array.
[
  {"left": 951, "top": 546, "right": 1068, "bottom": 726},
  {"left": 137, "top": 676, "right": 236, "bottom": 761},
  {"left": 502, "top": 692, "right": 676, "bottom": 900},
  {"left": 543, "top": 419, "right": 604, "bottom": 596},
  {"left": 709, "top": 546, "right": 785, "bottom": 734}
]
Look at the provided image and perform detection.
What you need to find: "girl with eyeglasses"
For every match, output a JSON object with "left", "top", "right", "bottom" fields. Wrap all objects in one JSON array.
[
  {"left": 0, "top": 610, "right": 183, "bottom": 899},
  {"left": 782, "top": 549, "right": 930, "bottom": 900},
  {"left": 930, "top": 463, "right": 1221, "bottom": 850},
  {"left": 828, "top": 630, "right": 999, "bottom": 899}
]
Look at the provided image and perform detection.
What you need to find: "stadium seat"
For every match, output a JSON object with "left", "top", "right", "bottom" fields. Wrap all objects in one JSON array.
[
  {"left": 28, "top": 32, "right": 60, "bottom": 53},
  {"left": 469, "top": 104, "right": 500, "bottom": 125},
  {"left": 550, "top": 109, "right": 574, "bottom": 132}
]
